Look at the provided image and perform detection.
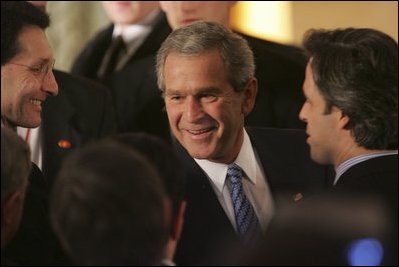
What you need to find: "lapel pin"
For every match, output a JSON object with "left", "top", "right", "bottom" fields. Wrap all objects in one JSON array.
[
  {"left": 293, "top": 192, "right": 304, "bottom": 202},
  {"left": 58, "top": 139, "right": 72, "bottom": 149}
]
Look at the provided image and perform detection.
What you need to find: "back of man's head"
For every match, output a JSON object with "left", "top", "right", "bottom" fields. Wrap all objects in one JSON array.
[
  {"left": 1, "top": 127, "right": 31, "bottom": 206},
  {"left": 106, "top": 132, "right": 186, "bottom": 220},
  {"left": 1, "top": 1, "right": 49, "bottom": 65},
  {"left": 50, "top": 141, "right": 168, "bottom": 265},
  {"left": 1, "top": 127, "right": 31, "bottom": 247}
]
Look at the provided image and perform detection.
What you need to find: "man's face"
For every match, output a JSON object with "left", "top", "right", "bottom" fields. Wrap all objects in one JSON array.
[
  {"left": 160, "top": 1, "right": 235, "bottom": 30},
  {"left": 299, "top": 62, "right": 342, "bottom": 165},
  {"left": 163, "top": 50, "right": 256, "bottom": 164},
  {"left": 102, "top": 1, "right": 159, "bottom": 26},
  {"left": 1, "top": 26, "right": 58, "bottom": 128}
]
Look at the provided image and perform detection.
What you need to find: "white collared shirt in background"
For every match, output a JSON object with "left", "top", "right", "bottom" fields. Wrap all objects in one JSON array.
[{"left": 112, "top": 9, "right": 160, "bottom": 71}]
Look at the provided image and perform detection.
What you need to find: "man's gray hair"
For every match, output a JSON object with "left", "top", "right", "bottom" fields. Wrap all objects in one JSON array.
[{"left": 156, "top": 20, "right": 255, "bottom": 92}]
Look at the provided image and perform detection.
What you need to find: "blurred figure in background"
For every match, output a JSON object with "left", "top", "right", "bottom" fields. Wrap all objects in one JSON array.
[
  {"left": 72, "top": 1, "right": 171, "bottom": 141},
  {"left": 1, "top": 127, "right": 31, "bottom": 265},
  {"left": 300, "top": 27, "right": 398, "bottom": 265},
  {"left": 160, "top": 1, "right": 307, "bottom": 129},
  {"left": 235, "top": 194, "right": 392, "bottom": 266},
  {"left": 106, "top": 132, "right": 187, "bottom": 265},
  {"left": 50, "top": 141, "right": 169, "bottom": 265}
]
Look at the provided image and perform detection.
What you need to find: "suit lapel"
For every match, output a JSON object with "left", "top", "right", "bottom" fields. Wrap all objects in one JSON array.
[
  {"left": 42, "top": 76, "right": 81, "bottom": 185},
  {"left": 175, "top": 142, "right": 236, "bottom": 233},
  {"left": 129, "top": 12, "right": 171, "bottom": 62}
]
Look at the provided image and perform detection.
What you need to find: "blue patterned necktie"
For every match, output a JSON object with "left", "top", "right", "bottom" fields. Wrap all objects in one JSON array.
[{"left": 227, "top": 163, "right": 261, "bottom": 243}]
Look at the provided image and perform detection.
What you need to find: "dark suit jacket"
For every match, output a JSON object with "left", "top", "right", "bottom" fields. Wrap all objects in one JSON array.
[
  {"left": 241, "top": 34, "right": 307, "bottom": 129},
  {"left": 71, "top": 12, "right": 172, "bottom": 142},
  {"left": 333, "top": 155, "right": 398, "bottom": 265},
  {"left": 174, "top": 127, "right": 329, "bottom": 265},
  {"left": 43, "top": 70, "right": 117, "bottom": 186},
  {"left": 333, "top": 155, "right": 397, "bottom": 210}
]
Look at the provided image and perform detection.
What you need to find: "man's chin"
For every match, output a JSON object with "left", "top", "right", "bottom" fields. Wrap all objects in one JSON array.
[
  {"left": 186, "top": 147, "right": 212, "bottom": 160},
  {"left": 21, "top": 119, "right": 41, "bottom": 129}
]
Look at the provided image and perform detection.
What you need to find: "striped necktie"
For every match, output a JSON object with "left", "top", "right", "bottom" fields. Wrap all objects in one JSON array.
[{"left": 227, "top": 163, "right": 262, "bottom": 243}]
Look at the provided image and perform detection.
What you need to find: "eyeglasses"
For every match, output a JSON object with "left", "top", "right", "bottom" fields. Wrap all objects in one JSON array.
[{"left": 8, "top": 59, "right": 55, "bottom": 81}]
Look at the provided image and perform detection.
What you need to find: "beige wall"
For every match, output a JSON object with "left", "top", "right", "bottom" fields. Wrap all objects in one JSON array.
[
  {"left": 46, "top": 1, "right": 109, "bottom": 71},
  {"left": 291, "top": 1, "right": 398, "bottom": 45},
  {"left": 46, "top": 1, "right": 398, "bottom": 71},
  {"left": 231, "top": 1, "right": 398, "bottom": 46}
]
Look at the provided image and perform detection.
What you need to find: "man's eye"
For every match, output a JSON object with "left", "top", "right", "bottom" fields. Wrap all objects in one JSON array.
[
  {"left": 169, "top": 95, "right": 183, "bottom": 102},
  {"left": 29, "top": 66, "right": 43, "bottom": 74},
  {"left": 201, "top": 94, "right": 217, "bottom": 102}
]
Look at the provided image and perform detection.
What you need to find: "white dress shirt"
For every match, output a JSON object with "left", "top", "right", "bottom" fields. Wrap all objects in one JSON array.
[
  {"left": 195, "top": 129, "right": 274, "bottom": 232},
  {"left": 16, "top": 126, "right": 43, "bottom": 170}
]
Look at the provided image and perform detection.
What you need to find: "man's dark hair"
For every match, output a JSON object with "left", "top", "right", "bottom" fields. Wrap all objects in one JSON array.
[
  {"left": 303, "top": 28, "right": 398, "bottom": 149},
  {"left": 106, "top": 132, "right": 186, "bottom": 221},
  {"left": 1, "top": 1, "right": 50, "bottom": 65},
  {"left": 50, "top": 141, "right": 168, "bottom": 265}
]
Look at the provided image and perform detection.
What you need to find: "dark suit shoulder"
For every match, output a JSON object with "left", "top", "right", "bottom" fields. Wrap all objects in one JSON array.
[
  {"left": 54, "top": 69, "right": 110, "bottom": 97},
  {"left": 239, "top": 35, "right": 307, "bottom": 129},
  {"left": 47, "top": 70, "right": 117, "bottom": 138},
  {"left": 71, "top": 24, "right": 114, "bottom": 78},
  {"left": 241, "top": 33, "right": 306, "bottom": 67},
  {"left": 246, "top": 127, "right": 329, "bottom": 194},
  {"left": 130, "top": 12, "right": 171, "bottom": 61},
  {"left": 335, "top": 155, "right": 398, "bottom": 198},
  {"left": 246, "top": 127, "right": 307, "bottom": 149}
]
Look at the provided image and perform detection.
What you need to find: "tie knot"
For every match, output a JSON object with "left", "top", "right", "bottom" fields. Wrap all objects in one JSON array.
[
  {"left": 111, "top": 35, "right": 126, "bottom": 50},
  {"left": 227, "top": 163, "right": 242, "bottom": 184}
]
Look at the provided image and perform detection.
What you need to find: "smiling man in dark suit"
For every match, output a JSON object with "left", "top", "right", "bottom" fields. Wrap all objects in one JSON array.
[
  {"left": 1, "top": 2, "right": 59, "bottom": 265},
  {"left": 160, "top": 1, "right": 306, "bottom": 129},
  {"left": 156, "top": 21, "right": 328, "bottom": 265},
  {"left": 4, "top": 2, "right": 117, "bottom": 265}
]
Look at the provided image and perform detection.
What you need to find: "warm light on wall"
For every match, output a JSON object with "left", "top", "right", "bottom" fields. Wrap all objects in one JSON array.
[{"left": 230, "top": 1, "right": 293, "bottom": 44}]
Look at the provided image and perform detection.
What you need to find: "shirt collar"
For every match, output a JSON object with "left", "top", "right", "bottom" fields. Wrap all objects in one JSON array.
[
  {"left": 194, "top": 129, "right": 257, "bottom": 195},
  {"left": 334, "top": 150, "right": 398, "bottom": 185},
  {"left": 112, "top": 9, "right": 160, "bottom": 43}
]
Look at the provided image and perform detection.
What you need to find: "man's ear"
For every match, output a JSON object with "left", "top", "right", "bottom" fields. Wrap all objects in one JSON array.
[
  {"left": 242, "top": 78, "right": 258, "bottom": 116},
  {"left": 170, "top": 201, "right": 187, "bottom": 241},
  {"left": 336, "top": 108, "right": 350, "bottom": 130}
]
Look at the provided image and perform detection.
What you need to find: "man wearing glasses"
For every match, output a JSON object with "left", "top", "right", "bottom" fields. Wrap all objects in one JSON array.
[
  {"left": 1, "top": 4, "right": 58, "bottom": 129},
  {"left": 2, "top": 2, "right": 116, "bottom": 265},
  {"left": 1, "top": 2, "right": 60, "bottom": 265}
]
